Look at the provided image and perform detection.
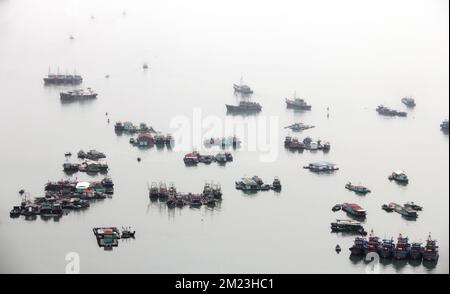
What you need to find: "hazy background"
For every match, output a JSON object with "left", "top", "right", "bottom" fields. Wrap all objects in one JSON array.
[{"left": 0, "top": 0, "right": 448, "bottom": 273}]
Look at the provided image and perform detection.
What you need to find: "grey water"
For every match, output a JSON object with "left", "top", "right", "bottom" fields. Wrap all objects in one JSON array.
[{"left": 0, "top": 0, "right": 448, "bottom": 274}]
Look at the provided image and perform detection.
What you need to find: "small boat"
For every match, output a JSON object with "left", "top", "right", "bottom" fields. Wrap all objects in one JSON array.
[
  {"left": 304, "top": 162, "right": 339, "bottom": 172},
  {"left": 335, "top": 245, "right": 341, "bottom": 253},
  {"left": 271, "top": 177, "right": 281, "bottom": 190},
  {"left": 215, "top": 153, "right": 228, "bottom": 164},
  {"left": 235, "top": 178, "right": 259, "bottom": 191},
  {"left": 159, "top": 182, "right": 168, "bottom": 198},
  {"left": 332, "top": 204, "right": 342, "bottom": 212},
  {"left": 60, "top": 88, "right": 98, "bottom": 101},
  {"left": 199, "top": 155, "right": 214, "bottom": 164},
  {"left": 129, "top": 138, "right": 135, "bottom": 144},
  {"left": 10, "top": 206, "right": 22, "bottom": 218},
  {"left": 376, "top": 105, "right": 407, "bottom": 117},
  {"left": 441, "top": 120, "right": 449, "bottom": 132},
  {"left": 19, "top": 189, "right": 25, "bottom": 195},
  {"left": 341, "top": 203, "right": 367, "bottom": 218},
  {"left": 390, "top": 202, "right": 418, "bottom": 218},
  {"left": 401, "top": 96, "right": 416, "bottom": 107},
  {"left": 345, "top": 182, "right": 371, "bottom": 194},
  {"left": 284, "top": 123, "right": 314, "bottom": 132},
  {"left": 64, "top": 152, "right": 72, "bottom": 157},
  {"left": 143, "top": 63, "right": 149, "bottom": 69},
  {"left": 388, "top": 171, "right": 409, "bottom": 184},
  {"left": 381, "top": 204, "right": 394, "bottom": 212},
  {"left": 212, "top": 183, "right": 222, "bottom": 199},
  {"left": 120, "top": 227, "right": 136, "bottom": 239},
  {"left": 404, "top": 201, "right": 422, "bottom": 211}
]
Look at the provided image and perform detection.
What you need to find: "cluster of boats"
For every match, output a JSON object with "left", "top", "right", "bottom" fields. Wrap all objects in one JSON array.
[
  {"left": 376, "top": 105, "right": 407, "bottom": 117},
  {"left": 93, "top": 227, "right": 135, "bottom": 250},
  {"left": 129, "top": 132, "right": 173, "bottom": 148},
  {"left": 203, "top": 136, "right": 241, "bottom": 149},
  {"left": 183, "top": 151, "right": 233, "bottom": 165},
  {"left": 148, "top": 182, "right": 222, "bottom": 208},
  {"left": 63, "top": 160, "right": 109, "bottom": 174},
  {"left": 349, "top": 232, "right": 439, "bottom": 262},
  {"left": 114, "top": 121, "right": 157, "bottom": 134},
  {"left": 10, "top": 178, "right": 114, "bottom": 220},
  {"left": 382, "top": 202, "right": 422, "bottom": 219},
  {"left": 63, "top": 149, "right": 109, "bottom": 174},
  {"left": 235, "top": 176, "right": 281, "bottom": 192},
  {"left": 284, "top": 136, "right": 330, "bottom": 152},
  {"left": 43, "top": 69, "right": 82, "bottom": 85}
]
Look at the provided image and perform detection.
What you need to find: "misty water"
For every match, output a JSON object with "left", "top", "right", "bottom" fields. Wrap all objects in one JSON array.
[{"left": 0, "top": 0, "right": 448, "bottom": 273}]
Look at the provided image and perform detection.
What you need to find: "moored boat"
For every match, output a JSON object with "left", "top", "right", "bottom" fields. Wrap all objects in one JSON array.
[
  {"left": 378, "top": 238, "right": 395, "bottom": 258},
  {"left": 401, "top": 96, "right": 416, "bottom": 107},
  {"left": 422, "top": 234, "right": 439, "bottom": 261},
  {"left": 349, "top": 237, "right": 368, "bottom": 256},
  {"left": 342, "top": 203, "right": 367, "bottom": 218},
  {"left": 345, "top": 182, "right": 371, "bottom": 194},
  {"left": 393, "top": 234, "right": 411, "bottom": 260},
  {"left": 388, "top": 171, "right": 409, "bottom": 184}
]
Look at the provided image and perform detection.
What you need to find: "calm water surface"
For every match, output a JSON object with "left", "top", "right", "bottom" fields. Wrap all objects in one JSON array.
[{"left": 0, "top": 0, "right": 448, "bottom": 273}]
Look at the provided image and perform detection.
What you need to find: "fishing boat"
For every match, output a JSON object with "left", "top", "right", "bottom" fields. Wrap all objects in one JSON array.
[
  {"left": 393, "top": 234, "right": 411, "bottom": 260},
  {"left": 342, "top": 203, "right": 367, "bottom": 218},
  {"left": 388, "top": 171, "right": 409, "bottom": 184},
  {"left": 349, "top": 237, "right": 368, "bottom": 255},
  {"left": 410, "top": 242, "right": 423, "bottom": 260},
  {"left": 285, "top": 92, "right": 311, "bottom": 110},
  {"left": 378, "top": 238, "right": 395, "bottom": 258},
  {"left": 158, "top": 182, "right": 168, "bottom": 198},
  {"left": 422, "top": 234, "right": 439, "bottom": 261},
  {"left": 184, "top": 152, "right": 199, "bottom": 165},
  {"left": 212, "top": 183, "right": 222, "bottom": 199},
  {"left": 364, "top": 230, "right": 381, "bottom": 254},
  {"left": 345, "top": 182, "right": 371, "bottom": 194},
  {"left": 401, "top": 96, "right": 416, "bottom": 107},
  {"left": 215, "top": 153, "right": 228, "bottom": 164},
  {"left": 148, "top": 182, "right": 159, "bottom": 199}
]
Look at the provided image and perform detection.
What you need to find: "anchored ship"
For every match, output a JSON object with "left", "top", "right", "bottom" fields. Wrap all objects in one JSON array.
[
  {"left": 226, "top": 101, "right": 262, "bottom": 113},
  {"left": 376, "top": 105, "right": 407, "bottom": 117},
  {"left": 60, "top": 88, "right": 98, "bottom": 101},
  {"left": 285, "top": 92, "right": 311, "bottom": 110}
]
